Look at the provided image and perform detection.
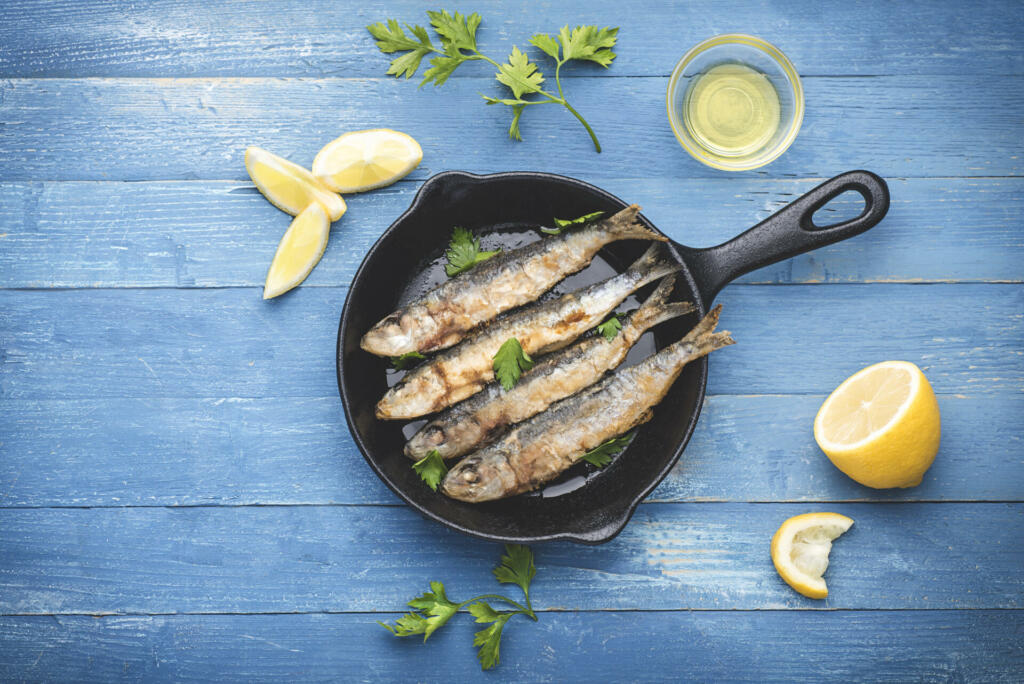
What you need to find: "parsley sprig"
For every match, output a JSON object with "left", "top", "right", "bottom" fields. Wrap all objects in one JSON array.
[
  {"left": 493, "top": 337, "right": 535, "bottom": 390},
  {"left": 445, "top": 226, "right": 500, "bottom": 277},
  {"left": 368, "top": 11, "right": 618, "bottom": 151},
  {"left": 541, "top": 210, "right": 606, "bottom": 235},
  {"left": 412, "top": 449, "right": 448, "bottom": 491},
  {"left": 595, "top": 312, "right": 624, "bottom": 341},
  {"left": 580, "top": 432, "right": 634, "bottom": 467},
  {"left": 390, "top": 351, "right": 425, "bottom": 370},
  {"left": 380, "top": 544, "right": 538, "bottom": 670}
]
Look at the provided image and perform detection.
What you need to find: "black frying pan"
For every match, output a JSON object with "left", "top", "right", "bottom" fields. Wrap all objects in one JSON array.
[{"left": 337, "top": 170, "right": 889, "bottom": 544}]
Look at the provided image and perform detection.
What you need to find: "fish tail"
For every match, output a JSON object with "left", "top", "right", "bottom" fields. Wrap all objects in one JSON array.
[
  {"left": 600, "top": 204, "right": 668, "bottom": 242},
  {"left": 625, "top": 243, "right": 683, "bottom": 289},
  {"left": 625, "top": 276, "right": 695, "bottom": 334},
  {"left": 676, "top": 304, "right": 736, "bottom": 359}
]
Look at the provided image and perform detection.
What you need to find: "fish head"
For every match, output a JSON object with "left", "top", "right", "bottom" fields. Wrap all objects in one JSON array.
[
  {"left": 440, "top": 451, "right": 514, "bottom": 503},
  {"left": 360, "top": 312, "right": 417, "bottom": 357},
  {"left": 404, "top": 423, "right": 450, "bottom": 459}
]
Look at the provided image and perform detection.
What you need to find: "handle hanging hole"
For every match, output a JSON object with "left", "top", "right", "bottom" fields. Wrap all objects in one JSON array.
[{"left": 808, "top": 188, "right": 868, "bottom": 230}]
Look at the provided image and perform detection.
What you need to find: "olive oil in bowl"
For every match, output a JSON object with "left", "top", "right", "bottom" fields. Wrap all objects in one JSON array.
[
  {"left": 684, "top": 64, "right": 781, "bottom": 157},
  {"left": 667, "top": 34, "right": 803, "bottom": 171}
]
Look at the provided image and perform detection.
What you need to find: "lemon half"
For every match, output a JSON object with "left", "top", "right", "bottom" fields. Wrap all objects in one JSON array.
[
  {"left": 312, "top": 129, "right": 422, "bottom": 193},
  {"left": 814, "top": 360, "right": 940, "bottom": 489},
  {"left": 770, "top": 512, "right": 853, "bottom": 599},
  {"left": 263, "top": 202, "right": 330, "bottom": 299},
  {"left": 245, "top": 146, "right": 346, "bottom": 221}
]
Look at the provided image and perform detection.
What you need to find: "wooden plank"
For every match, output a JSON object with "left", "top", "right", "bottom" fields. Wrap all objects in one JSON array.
[
  {"left": 1, "top": 611, "right": 1022, "bottom": 682},
  {"left": 1, "top": 504, "right": 1020, "bottom": 614},
  {"left": 1, "top": 284, "right": 1019, "bottom": 399},
  {"left": 1, "top": 394, "right": 1020, "bottom": 507},
  {"left": 1, "top": 76, "right": 1022, "bottom": 181},
  {"left": 1, "top": 0, "right": 1021, "bottom": 78},
  {"left": 1, "top": 177, "right": 1021, "bottom": 289}
]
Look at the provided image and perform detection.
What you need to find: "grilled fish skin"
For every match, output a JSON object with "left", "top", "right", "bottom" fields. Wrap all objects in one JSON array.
[
  {"left": 375, "top": 243, "right": 682, "bottom": 420},
  {"left": 404, "top": 276, "right": 694, "bottom": 460},
  {"left": 440, "top": 305, "right": 734, "bottom": 503},
  {"left": 360, "top": 205, "right": 664, "bottom": 357}
]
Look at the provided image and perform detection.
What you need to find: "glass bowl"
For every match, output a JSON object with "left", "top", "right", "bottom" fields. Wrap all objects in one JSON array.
[{"left": 667, "top": 34, "right": 804, "bottom": 171}]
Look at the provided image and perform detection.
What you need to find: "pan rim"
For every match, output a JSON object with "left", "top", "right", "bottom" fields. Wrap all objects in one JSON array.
[{"left": 336, "top": 170, "right": 709, "bottom": 544}]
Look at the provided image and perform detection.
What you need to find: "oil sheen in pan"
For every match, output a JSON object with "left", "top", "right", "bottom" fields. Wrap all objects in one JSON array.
[{"left": 384, "top": 222, "right": 661, "bottom": 499}]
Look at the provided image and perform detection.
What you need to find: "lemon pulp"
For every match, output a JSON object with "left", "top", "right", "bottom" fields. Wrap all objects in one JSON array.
[
  {"left": 313, "top": 129, "right": 422, "bottom": 194},
  {"left": 684, "top": 63, "right": 780, "bottom": 157},
  {"left": 814, "top": 361, "right": 941, "bottom": 489},
  {"left": 263, "top": 202, "right": 330, "bottom": 299},
  {"left": 770, "top": 512, "right": 854, "bottom": 599}
]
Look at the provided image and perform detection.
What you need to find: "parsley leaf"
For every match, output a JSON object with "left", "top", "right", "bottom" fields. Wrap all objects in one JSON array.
[
  {"left": 444, "top": 226, "right": 501, "bottom": 277},
  {"left": 557, "top": 25, "right": 619, "bottom": 66},
  {"left": 496, "top": 46, "right": 545, "bottom": 98},
  {"left": 580, "top": 432, "right": 634, "bottom": 468},
  {"left": 540, "top": 210, "right": 606, "bottom": 235},
  {"left": 391, "top": 351, "right": 425, "bottom": 370},
  {"left": 492, "top": 544, "right": 536, "bottom": 597},
  {"left": 492, "top": 338, "right": 535, "bottom": 391},
  {"left": 426, "top": 10, "right": 481, "bottom": 53},
  {"left": 368, "top": 12, "right": 618, "bottom": 151},
  {"left": 595, "top": 313, "right": 623, "bottom": 341},
  {"left": 378, "top": 612, "right": 429, "bottom": 637},
  {"left": 412, "top": 449, "right": 448, "bottom": 491},
  {"left": 366, "top": 20, "right": 436, "bottom": 79},
  {"left": 407, "top": 581, "right": 460, "bottom": 640},
  {"left": 474, "top": 613, "right": 513, "bottom": 670}
]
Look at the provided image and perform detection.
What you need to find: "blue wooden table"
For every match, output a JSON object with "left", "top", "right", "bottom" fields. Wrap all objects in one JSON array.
[{"left": 1, "top": 1, "right": 1022, "bottom": 680}]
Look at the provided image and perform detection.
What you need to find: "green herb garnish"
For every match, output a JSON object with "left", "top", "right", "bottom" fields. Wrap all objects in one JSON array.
[
  {"left": 444, "top": 226, "right": 500, "bottom": 277},
  {"left": 580, "top": 432, "right": 633, "bottom": 468},
  {"left": 540, "top": 210, "right": 606, "bottom": 235},
  {"left": 492, "top": 337, "right": 535, "bottom": 390},
  {"left": 412, "top": 449, "right": 448, "bottom": 491},
  {"left": 391, "top": 351, "right": 426, "bottom": 370},
  {"left": 368, "top": 12, "right": 618, "bottom": 151},
  {"left": 379, "top": 544, "right": 538, "bottom": 670},
  {"left": 595, "top": 313, "right": 623, "bottom": 341}
]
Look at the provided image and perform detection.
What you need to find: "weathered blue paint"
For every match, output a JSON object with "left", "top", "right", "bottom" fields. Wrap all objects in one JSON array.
[
  {"left": 1, "top": 394, "right": 1020, "bottom": 507},
  {"left": 1, "top": 0, "right": 1022, "bottom": 77},
  {"left": 1, "top": 612, "right": 1022, "bottom": 682},
  {"left": 0, "top": 76, "right": 1022, "bottom": 181},
  {"left": 1, "top": 284, "right": 1020, "bottom": 400},
  {"left": 1, "top": 178, "right": 1022, "bottom": 288},
  {"left": 1, "top": 504, "right": 1021, "bottom": 613},
  {"left": 1, "top": 0, "right": 1022, "bottom": 679}
]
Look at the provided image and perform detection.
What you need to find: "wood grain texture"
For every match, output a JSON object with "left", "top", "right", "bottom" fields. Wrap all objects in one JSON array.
[
  {"left": 1, "top": 611, "right": 1022, "bottom": 682},
  {"left": 1, "top": 394, "right": 1020, "bottom": 507},
  {"left": 1, "top": 284, "right": 1019, "bottom": 399},
  {"left": 1, "top": 177, "right": 1022, "bottom": 289},
  {"left": 1, "top": 504, "right": 1021, "bottom": 614},
  {"left": 1, "top": 76, "right": 1022, "bottom": 181},
  {"left": 1, "top": 0, "right": 1022, "bottom": 78}
]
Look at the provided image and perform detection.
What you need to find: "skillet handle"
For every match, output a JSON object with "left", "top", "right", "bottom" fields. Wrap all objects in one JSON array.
[{"left": 683, "top": 170, "right": 890, "bottom": 304}]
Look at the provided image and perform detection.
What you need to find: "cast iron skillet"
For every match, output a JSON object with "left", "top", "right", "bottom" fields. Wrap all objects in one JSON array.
[{"left": 337, "top": 170, "right": 889, "bottom": 544}]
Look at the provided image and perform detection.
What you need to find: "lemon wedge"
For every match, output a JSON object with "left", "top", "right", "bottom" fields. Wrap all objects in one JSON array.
[
  {"left": 814, "top": 360, "right": 940, "bottom": 489},
  {"left": 263, "top": 202, "right": 330, "bottom": 299},
  {"left": 771, "top": 512, "right": 853, "bottom": 599},
  {"left": 312, "top": 129, "right": 422, "bottom": 193},
  {"left": 245, "top": 146, "right": 346, "bottom": 221}
]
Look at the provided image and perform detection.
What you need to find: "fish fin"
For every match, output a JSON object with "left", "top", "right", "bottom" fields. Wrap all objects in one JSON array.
[
  {"left": 625, "top": 276, "right": 696, "bottom": 334},
  {"left": 673, "top": 305, "right": 735, "bottom": 360},
  {"left": 600, "top": 204, "right": 668, "bottom": 242},
  {"left": 625, "top": 243, "right": 683, "bottom": 288},
  {"left": 681, "top": 303, "right": 723, "bottom": 343}
]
